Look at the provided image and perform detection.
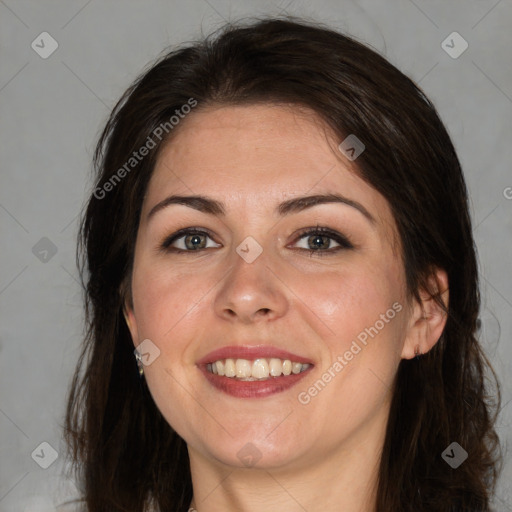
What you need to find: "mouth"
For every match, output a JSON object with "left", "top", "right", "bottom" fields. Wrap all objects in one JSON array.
[
  {"left": 197, "top": 345, "right": 314, "bottom": 398},
  {"left": 206, "top": 358, "right": 311, "bottom": 379}
]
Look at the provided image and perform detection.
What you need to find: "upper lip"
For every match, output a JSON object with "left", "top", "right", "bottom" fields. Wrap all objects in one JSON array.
[{"left": 197, "top": 345, "right": 314, "bottom": 365}]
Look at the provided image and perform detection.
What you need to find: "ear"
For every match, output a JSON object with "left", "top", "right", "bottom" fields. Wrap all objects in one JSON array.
[
  {"left": 120, "top": 282, "right": 139, "bottom": 347},
  {"left": 123, "top": 304, "right": 139, "bottom": 346},
  {"left": 401, "top": 268, "right": 449, "bottom": 359}
]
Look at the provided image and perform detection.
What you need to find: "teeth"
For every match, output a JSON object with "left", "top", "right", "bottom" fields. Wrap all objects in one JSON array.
[
  {"left": 206, "top": 357, "right": 311, "bottom": 380},
  {"left": 252, "top": 358, "right": 269, "bottom": 379},
  {"left": 224, "top": 358, "right": 236, "bottom": 377},
  {"left": 269, "top": 358, "right": 283, "bottom": 377},
  {"left": 236, "top": 359, "right": 252, "bottom": 378},
  {"left": 292, "top": 362, "right": 302, "bottom": 374}
]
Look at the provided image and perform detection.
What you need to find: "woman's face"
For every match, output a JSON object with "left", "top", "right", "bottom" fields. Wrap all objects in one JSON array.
[{"left": 125, "top": 104, "right": 415, "bottom": 471}]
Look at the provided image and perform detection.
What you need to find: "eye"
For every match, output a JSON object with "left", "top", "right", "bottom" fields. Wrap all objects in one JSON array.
[
  {"left": 159, "top": 225, "right": 353, "bottom": 256},
  {"left": 291, "top": 226, "right": 354, "bottom": 257},
  {"left": 160, "top": 228, "right": 220, "bottom": 252}
]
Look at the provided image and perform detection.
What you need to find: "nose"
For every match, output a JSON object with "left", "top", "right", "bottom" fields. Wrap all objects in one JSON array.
[{"left": 213, "top": 248, "right": 289, "bottom": 324}]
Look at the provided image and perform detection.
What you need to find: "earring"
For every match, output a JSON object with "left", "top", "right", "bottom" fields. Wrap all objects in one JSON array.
[
  {"left": 414, "top": 346, "right": 422, "bottom": 361},
  {"left": 135, "top": 351, "right": 144, "bottom": 377}
]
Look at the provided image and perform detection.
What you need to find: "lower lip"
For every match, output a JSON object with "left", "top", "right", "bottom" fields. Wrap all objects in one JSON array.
[{"left": 199, "top": 365, "right": 313, "bottom": 398}]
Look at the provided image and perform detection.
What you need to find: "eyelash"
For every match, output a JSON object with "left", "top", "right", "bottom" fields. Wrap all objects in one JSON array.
[{"left": 159, "top": 225, "right": 353, "bottom": 257}]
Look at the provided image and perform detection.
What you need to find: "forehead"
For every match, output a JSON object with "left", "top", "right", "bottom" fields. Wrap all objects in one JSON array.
[
  {"left": 143, "top": 104, "right": 395, "bottom": 235},
  {"left": 153, "top": 104, "right": 340, "bottom": 184}
]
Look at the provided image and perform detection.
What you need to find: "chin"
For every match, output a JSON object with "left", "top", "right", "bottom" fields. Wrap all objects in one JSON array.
[{"left": 196, "top": 424, "right": 309, "bottom": 470}]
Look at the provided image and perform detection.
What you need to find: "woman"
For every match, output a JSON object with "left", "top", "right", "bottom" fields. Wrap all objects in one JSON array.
[{"left": 63, "top": 16, "right": 502, "bottom": 512}]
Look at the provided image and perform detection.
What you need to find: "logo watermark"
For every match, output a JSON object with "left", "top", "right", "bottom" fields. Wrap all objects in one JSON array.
[
  {"left": 297, "top": 301, "right": 403, "bottom": 405},
  {"left": 441, "top": 442, "right": 468, "bottom": 469},
  {"left": 338, "top": 134, "right": 365, "bottom": 161},
  {"left": 93, "top": 98, "right": 198, "bottom": 200},
  {"left": 441, "top": 32, "right": 468, "bottom": 59}
]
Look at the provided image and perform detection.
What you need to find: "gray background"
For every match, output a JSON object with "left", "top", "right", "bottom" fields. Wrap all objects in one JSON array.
[{"left": 1, "top": 0, "right": 511, "bottom": 510}]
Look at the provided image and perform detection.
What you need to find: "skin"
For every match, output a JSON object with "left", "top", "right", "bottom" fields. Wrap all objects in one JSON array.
[{"left": 124, "top": 104, "right": 449, "bottom": 512}]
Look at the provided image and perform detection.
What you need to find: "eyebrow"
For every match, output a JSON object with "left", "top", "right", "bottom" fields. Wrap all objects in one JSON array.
[{"left": 146, "top": 193, "right": 375, "bottom": 224}]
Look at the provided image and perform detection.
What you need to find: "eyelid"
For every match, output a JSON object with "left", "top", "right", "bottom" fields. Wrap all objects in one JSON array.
[{"left": 293, "top": 226, "right": 352, "bottom": 245}]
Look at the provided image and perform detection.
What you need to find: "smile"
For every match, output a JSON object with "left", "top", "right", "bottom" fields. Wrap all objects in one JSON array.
[
  {"left": 197, "top": 345, "right": 314, "bottom": 398},
  {"left": 207, "top": 358, "right": 311, "bottom": 380}
]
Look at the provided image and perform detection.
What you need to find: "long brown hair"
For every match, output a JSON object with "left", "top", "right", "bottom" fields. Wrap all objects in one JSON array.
[{"left": 64, "top": 16, "right": 502, "bottom": 511}]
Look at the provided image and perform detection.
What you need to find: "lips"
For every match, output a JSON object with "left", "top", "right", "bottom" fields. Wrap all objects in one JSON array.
[
  {"left": 197, "top": 345, "right": 314, "bottom": 398},
  {"left": 197, "top": 345, "right": 314, "bottom": 365}
]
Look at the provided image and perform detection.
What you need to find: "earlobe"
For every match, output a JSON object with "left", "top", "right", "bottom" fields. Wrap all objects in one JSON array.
[{"left": 401, "top": 268, "right": 449, "bottom": 360}]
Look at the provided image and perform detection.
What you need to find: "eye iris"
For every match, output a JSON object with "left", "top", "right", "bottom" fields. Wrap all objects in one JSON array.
[
  {"left": 309, "top": 234, "right": 329, "bottom": 250},
  {"left": 185, "top": 234, "right": 206, "bottom": 250}
]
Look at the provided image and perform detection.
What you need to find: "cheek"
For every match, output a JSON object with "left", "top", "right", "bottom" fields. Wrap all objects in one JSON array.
[
  {"left": 290, "top": 258, "right": 407, "bottom": 416},
  {"left": 130, "top": 258, "right": 227, "bottom": 377},
  {"left": 317, "top": 264, "right": 404, "bottom": 370},
  {"left": 130, "top": 263, "right": 211, "bottom": 435},
  {"left": 290, "top": 258, "right": 405, "bottom": 344},
  {"left": 131, "top": 261, "right": 199, "bottom": 336},
  {"left": 293, "top": 264, "right": 405, "bottom": 432}
]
